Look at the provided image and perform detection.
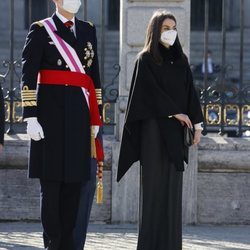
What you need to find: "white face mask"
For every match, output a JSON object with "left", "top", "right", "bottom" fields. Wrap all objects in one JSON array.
[
  {"left": 160, "top": 30, "right": 177, "bottom": 46},
  {"left": 60, "top": 0, "right": 81, "bottom": 14}
]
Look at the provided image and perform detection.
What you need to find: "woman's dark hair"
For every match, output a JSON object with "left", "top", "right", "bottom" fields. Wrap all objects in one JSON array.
[{"left": 140, "top": 9, "right": 183, "bottom": 64}]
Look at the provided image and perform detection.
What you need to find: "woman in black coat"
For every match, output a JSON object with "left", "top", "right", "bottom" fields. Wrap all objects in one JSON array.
[{"left": 117, "top": 10, "right": 204, "bottom": 250}]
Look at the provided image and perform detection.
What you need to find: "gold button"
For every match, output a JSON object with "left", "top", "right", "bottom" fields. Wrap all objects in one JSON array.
[{"left": 65, "top": 84, "right": 68, "bottom": 86}]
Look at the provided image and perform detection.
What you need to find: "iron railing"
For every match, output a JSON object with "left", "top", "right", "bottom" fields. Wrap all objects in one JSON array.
[
  {"left": 192, "top": 0, "right": 250, "bottom": 136},
  {"left": 3, "top": 1, "right": 249, "bottom": 136}
]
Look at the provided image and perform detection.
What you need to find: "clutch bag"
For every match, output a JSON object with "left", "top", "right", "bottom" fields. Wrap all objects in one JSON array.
[{"left": 184, "top": 126, "right": 194, "bottom": 147}]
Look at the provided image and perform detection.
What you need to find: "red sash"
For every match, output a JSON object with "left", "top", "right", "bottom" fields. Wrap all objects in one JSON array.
[{"left": 38, "top": 69, "right": 102, "bottom": 126}]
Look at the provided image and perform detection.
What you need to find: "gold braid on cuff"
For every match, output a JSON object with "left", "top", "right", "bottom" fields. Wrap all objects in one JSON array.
[
  {"left": 21, "top": 86, "right": 37, "bottom": 107},
  {"left": 95, "top": 88, "right": 102, "bottom": 105}
]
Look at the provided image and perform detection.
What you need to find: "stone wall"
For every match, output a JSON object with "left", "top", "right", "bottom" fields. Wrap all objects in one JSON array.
[
  {"left": 0, "top": 134, "right": 112, "bottom": 222},
  {"left": 197, "top": 137, "right": 250, "bottom": 224},
  {"left": 1, "top": 135, "right": 249, "bottom": 224}
]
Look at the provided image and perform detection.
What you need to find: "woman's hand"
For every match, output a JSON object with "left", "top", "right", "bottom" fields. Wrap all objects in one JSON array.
[
  {"left": 174, "top": 114, "right": 193, "bottom": 128},
  {"left": 193, "top": 129, "right": 202, "bottom": 145}
]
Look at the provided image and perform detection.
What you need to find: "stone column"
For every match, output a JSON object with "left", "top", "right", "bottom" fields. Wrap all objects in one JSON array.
[{"left": 112, "top": 0, "right": 192, "bottom": 223}]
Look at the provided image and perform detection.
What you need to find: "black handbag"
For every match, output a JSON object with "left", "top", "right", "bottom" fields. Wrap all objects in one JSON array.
[{"left": 184, "top": 126, "right": 194, "bottom": 147}]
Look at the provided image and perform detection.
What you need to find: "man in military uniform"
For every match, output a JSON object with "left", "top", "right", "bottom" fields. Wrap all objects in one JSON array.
[{"left": 21, "top": 0, "right": 102, "bottom": 249}]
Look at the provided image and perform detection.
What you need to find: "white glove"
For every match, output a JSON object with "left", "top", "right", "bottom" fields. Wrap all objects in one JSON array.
[
  {"left": 25, "top": 117, "right": 45, "bottom": 141},
  {"left": 93, "top": 126, "right": 99, "bottom": 138}
]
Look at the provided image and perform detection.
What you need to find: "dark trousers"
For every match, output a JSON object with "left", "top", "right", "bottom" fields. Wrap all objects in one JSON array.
[
  {"left": 137, "top": 119, "right": 183, "bottom": 250},
  {"left": 73, "top": 159, "right": 97, "bottom": 250},
  {"left": 40, "top": 180, "right": 82, "bottom": 250}
]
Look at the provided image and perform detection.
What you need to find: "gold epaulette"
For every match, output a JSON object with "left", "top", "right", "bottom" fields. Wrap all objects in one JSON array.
[
  {"left": 34, "top": 21, "right": 44, "bottom": 27},
  {"left": 21, "top": 86, "right": 37, "bottom": 107},
  {"left": 95, "top": 88, "right": 102, "bottom": 105},
  {"left": 87, "top": 21, "right": 94, "bottom": 27}
]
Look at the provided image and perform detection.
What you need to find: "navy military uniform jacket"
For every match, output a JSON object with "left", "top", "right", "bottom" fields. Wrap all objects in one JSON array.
[{"left": 21, "top": 14, "right": 102, "bottom": 182}]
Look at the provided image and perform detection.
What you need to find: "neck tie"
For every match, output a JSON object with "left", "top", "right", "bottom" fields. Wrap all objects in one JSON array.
[{"left": 64, "top": 21, "right": 73, "bottom": 29}]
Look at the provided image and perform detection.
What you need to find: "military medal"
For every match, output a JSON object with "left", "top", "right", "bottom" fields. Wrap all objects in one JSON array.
[{"left": 84, "top": 42, "right": 94, "bottom": 68}]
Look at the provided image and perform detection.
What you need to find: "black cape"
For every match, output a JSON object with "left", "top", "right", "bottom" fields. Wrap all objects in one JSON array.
[{"left": 117, "top": 44, "right": 203, "bottom": 182}]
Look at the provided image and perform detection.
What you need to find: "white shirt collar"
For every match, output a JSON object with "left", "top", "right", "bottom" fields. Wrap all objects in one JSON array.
[
  {"left": 56, "top": 11, "right": 76, "bottom": 35},
  {"left": 56, "top": 11, "right": 75, "bottom": 24}
]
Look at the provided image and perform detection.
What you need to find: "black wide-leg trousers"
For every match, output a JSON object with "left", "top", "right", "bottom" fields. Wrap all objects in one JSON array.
[
  {"left": 137, "top": 119, "right": 183, "bottom": 250},
  {"left": 40, "top": 180, "right": 82, "bottom": 250}
]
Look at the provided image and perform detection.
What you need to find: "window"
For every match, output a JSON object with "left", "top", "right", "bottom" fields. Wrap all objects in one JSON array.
[
  {"left": 191, "top": 0, "right": 222, "bottom": 30},
  {"left": 108, "top": 0, "right": 119, "bottom": 30},
  {"left": 24, "top": 0, "right": 51, "bottom": 29}
]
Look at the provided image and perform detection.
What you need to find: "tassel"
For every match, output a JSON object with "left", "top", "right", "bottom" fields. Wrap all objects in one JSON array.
[
  {"left": 91, "top": 126, "right": 97, "bottom": 158},
  {"left": 96, "top": 179, "right": 103, "bottom": 204},
  {"left": 96, "top": 161, "right": 104, "bottom": 204}
]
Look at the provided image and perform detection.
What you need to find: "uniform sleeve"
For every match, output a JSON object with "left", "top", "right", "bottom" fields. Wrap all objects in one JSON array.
[
  {"left": 0, "top": 87, "right": 4, "bottom": 145},
  {"left": 90, "top": 24, "right": 102, "bottom": 118},
  {"left": 21, "top": 22, "right": 44, "bottom": 119}
]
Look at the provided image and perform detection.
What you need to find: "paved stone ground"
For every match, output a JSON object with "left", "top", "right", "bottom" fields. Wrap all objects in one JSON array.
[{"left": 0, "top": 222, "right": 249, "bottom": 250}]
